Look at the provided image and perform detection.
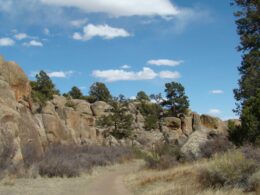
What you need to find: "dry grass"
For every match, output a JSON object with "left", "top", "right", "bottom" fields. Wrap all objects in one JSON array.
[
  {"left": 0, "top": 163, "right": 122, "bottom": 195},
  {"left": 127, "top": 161, "right": 204, "bottom": 195},
  {"left": 126, "top": 152, "right": 258, "bottom": 195},
  {"left": 198, "top": 150, "right": 257, "bottom": 189}
]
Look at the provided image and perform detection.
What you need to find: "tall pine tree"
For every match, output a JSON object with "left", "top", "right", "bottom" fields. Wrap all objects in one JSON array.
[{"left": 231, "top": 0, "right": 260, "bottom": 145}]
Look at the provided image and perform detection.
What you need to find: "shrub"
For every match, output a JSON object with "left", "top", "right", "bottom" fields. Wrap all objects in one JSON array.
[
  {"left": 247, "top": 170, "right": 260, "bottom": 192},
  {"left": 199, "top": 134, "right": 233, "bottom": 158},
  {"left": 143, "top": 144, "right": 181, "bottom": 170},
  {"left": 198, "top": 150, "right": 258, "bottom": 189},
  {"left": 83, "top": 95, "right": 97, "bottom": 103},
  {"left": 22, "top": 143, "right": 42, "bottom": 168},
  {"left": 38, "top": 144, "right": 133, "bottom": 178},
  {"left": 144, "top": 115, "right": 159, "bottom": 131},
  {"left": 240, "top": 145, "right": 260, "bottom": 165}
]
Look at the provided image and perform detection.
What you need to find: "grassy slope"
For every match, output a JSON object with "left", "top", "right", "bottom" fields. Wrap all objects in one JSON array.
[{"left": 126, "top": 159, "right": 257, "bottom": 195}]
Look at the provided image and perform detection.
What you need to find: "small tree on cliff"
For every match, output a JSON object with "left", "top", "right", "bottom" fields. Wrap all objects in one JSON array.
[
  {"left": 68, "top": 86, "right": 83, "bottom": 99},
  {"left": 97, "top": 95, "right": 133, "bottom": 139},
  {"left": 162, "top": 82, "right": 189, "bottom": 117},
  {"left": 136, "top": 91, "right": 150, "bottom": 102},
  {"left": 31, "top": 70, "right": 59, "bottom": 104},
  {"left": 89, "top": 82, "right": 112, "bottom": 102}
]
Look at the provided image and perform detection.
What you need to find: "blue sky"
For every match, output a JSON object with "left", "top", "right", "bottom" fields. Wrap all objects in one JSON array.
[{"left": 0, "top": 0, "right": 241, "bottom": 120}]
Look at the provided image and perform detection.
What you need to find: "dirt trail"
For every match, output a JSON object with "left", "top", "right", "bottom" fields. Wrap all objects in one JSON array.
[
  {"left": 84, "top": 163, "right": 134, "bottom": 195},
  {"left": 0, "top": 161, "right": 141, "bottom": 195}
]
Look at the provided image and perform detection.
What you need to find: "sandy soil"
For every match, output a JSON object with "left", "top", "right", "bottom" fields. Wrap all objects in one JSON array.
[{"left": 0, "top": 161, "right": 141, "bottom": 195}]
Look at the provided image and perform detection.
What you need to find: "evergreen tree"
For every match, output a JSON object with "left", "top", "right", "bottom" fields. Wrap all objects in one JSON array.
[
  {"left": 162, "top": 82, "right": 189, "bottom": 117},
  {"left": 233, "top": 0, "right": 260, "bottom": 111},
  {"left": 138, "top": 101, "right": 162, "bottom": 131},
  {"left": 89, "top": 82, "right": 112, "bottom": 102},
  {"left": 230, "top": 0, "right": 260, "bottom": 145},
  {"left": 31, "top": 70, "right": 58, "bottom": 104},
  {"left": 97, "top": 95, "right": 133, "bottom": 139},
  {"left": 136, "top": 91, "right": 150, "bottom": 101},
  {"left": 68, "top": 86, "right": 83, "bottom": 99}
]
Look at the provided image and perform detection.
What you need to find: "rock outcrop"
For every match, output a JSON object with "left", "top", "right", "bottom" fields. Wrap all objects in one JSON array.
[
  {"left": 0, "top": 56, "right": 31, "bottom": 103},
  {"left": 0, "top": 56, "right": 231, "bottom": 166}
]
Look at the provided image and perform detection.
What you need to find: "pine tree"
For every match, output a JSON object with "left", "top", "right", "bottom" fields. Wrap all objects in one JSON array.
[
  {"left": 233, "top": 0, "right": 260, "bottom": 110},
  {"left": 89, "top": 82, "right": 112, "bottom": 102},
  {"left": 162, "top": 82, "right": 189, "bottom": 117},
  {"left": 68, "top": 86, "right": 83, "bottom": 99},
  {"left": 31, "top": 70, "right": 59, "bottom": 104},
  {"left": 97, "top": 95, "right": 133, "bottom": 139},
  {"left": 230, "top": 0, "right": 260, "bottom": 145}
]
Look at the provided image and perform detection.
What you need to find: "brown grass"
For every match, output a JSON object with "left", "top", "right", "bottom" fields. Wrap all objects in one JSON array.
[{"left": 126, "top": 150, "right": 259, "bottom": 195}]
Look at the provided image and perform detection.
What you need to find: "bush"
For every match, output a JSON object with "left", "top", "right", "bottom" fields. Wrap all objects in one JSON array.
[
  {"left": 144, "top": 115, "right": 159, "bottom": 131},
  {"left": 198, "top": 150, "right": 258, "bottom": 189},
  {"left": 200, "top": 134, "right": 233, "bottom": 158},
  {"left": 240, "top": 145, "right": 260, "bottom": 165},
  {"left": 38, "top": 144, "right": 132, "bottom": 178},
  {"left": 143, "top": 144, "right": 181, "bottom": 170},
  {"left": 22, "top": 143, "right": 42, "bottom": 168},
  {"left": 248, "top": 170, "right": 260, "bottom": 192}
]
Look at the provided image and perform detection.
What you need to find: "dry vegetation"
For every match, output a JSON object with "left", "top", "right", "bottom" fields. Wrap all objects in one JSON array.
[
  {"left": 0, "top": 162, "right": 132, "bottom": 195},
  {"left": 0, "top": 144, "right": 133, "bottom": 180},
  {"left": 127, "top": 146, "right": 260, "bottom": 195}
]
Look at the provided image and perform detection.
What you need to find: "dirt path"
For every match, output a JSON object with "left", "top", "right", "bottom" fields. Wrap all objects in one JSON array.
[
  {"left": 83, "top": 163, "right": 134, "bottom": 195},
  {"left": 0, "top": 161, "right": 141, "bottom": 195}
]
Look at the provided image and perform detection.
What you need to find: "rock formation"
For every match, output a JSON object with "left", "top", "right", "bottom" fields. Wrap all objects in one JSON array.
[{"left": 0, "top": 56, "right": 232, "bottom": 165}]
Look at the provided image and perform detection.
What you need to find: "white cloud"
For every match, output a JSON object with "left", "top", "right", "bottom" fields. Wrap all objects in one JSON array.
[
  {"left": 148, "top": 59, "right": 183, "bottom": 67},
  {"left": 14, "top": 33, "right": 28, "bottom": 40},
  {"left": 209, "top": 90, "right": 224, "bottom": 94},
  {"left": 70, "top": 18, "right": 88, "bottom": 28},
  {"left": 44, "top": 28, "right": 50, "bottom": 35},
  {"left": 121, "top": 64, "right": 131, "bottom": 69},
  {"left": 73, "top": 24, "right": 131, "bottom": 41},
  {"left": 30, "top": 70, "right": 75, "bottom": 78},
  {"left": 159, "top": 71, "right": 181, "bottom": 79},
  {"left": 23, "top": 40, "right": 43, "bottom": 47},
  {"left": 209, "top": 109, "right": 221, "bottom": 116},
  {"left": 0, "top": 37, "right": 15, "bottom": 46},
  {"left": 173, "top": 7, "right": 212, "bottom": 33},
  {"left": 93, "top": 67, "right": 157, "bottom": 82},
  {"left": 92, "top": 67, "right": 181, "bottom": 82},
  {"left": 41, "top": 0, "right": 179, "bottom": 18},
  {"left": 48, "top": 71, "right": 75, "bottom": 78}
]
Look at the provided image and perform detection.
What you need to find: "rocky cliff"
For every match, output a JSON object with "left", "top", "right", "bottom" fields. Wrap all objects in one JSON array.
[{"left": 0, "top": 57, "right": 231, "bottom": 165}]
